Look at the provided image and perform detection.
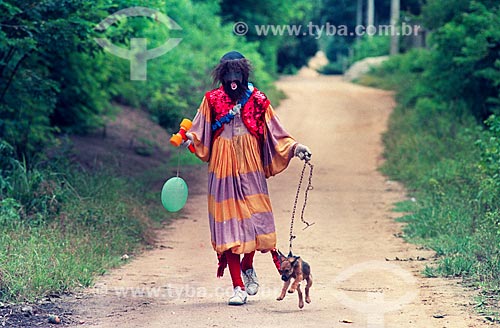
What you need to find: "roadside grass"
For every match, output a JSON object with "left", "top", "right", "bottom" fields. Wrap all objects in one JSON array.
[
  {"left": 0, "top": 225, "right": 127, "bottom": 301},
  {"left": 166, "top": 148, "right": 204, "bottom": 168},
  {"left": 0, "top": 143, "right": 172, "bottom": 302},
  {"left": 359, "top": 50, "right": 500, "bottom": 319}
]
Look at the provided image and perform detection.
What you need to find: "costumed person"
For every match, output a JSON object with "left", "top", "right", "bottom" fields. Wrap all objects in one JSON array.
[{"left": 185, "top": 51, "right": 312, "bottom": 305}]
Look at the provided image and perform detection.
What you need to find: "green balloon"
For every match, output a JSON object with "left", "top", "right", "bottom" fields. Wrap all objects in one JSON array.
[{"left": 161, "top": 177, "right": 188, "bottom": 212}]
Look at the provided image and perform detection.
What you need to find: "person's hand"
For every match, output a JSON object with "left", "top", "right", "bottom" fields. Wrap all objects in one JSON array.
[
  {"left": 295, "top": 144, "right": 312, "bottom": 161},
  {"left": 181, "top": 132, "right": 194, "bottom": 148}
]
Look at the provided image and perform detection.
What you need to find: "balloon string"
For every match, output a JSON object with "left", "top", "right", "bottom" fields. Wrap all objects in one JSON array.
[{"left": 176, "top": 147, "right": 181, "bottom": 178}]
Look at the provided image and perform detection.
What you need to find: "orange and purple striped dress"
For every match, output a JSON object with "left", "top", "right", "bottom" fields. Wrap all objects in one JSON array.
[{"left": 190, "top": 86, "right": 297, "bottom": 255}]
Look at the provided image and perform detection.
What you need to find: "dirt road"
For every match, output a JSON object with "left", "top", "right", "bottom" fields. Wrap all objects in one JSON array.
[{"left": 70, "top": 69, "right": 488, "bottom": 328}]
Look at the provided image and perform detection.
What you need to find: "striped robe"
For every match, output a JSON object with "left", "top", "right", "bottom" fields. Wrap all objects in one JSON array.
[{"left": 190, "top": 94, "right": 297, "bottom": 255}]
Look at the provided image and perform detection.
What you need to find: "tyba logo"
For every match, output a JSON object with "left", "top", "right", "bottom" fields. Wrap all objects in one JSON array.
[{"left": 94, "top": 7, "right": 182, "bottom": 80}]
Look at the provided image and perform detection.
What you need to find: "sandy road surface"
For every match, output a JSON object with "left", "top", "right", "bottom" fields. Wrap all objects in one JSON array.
[{"left": 69, "top": 70, "right": 488, "bottom": 328}]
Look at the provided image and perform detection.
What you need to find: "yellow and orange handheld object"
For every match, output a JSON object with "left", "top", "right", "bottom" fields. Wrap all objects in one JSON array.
[{"left": 170, "top": 118, "right": 194, "bottom": 153}]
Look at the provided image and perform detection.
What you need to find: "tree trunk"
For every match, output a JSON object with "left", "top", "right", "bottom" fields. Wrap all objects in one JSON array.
[
  {"left": 390, "top": 0, "right": 400, "bottom": 55},
  {"left": 356, "top": 0, "right": 363, "bottom": 27},
  {"left": 366, "top": 0, "right": 374, "bottom": 38}
]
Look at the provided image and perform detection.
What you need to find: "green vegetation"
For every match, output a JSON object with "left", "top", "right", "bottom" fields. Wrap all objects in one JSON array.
[
  {"left": 361, "top": 0, "right": 500, "bottom": 317},
  {"left": 0, "top": 141, "right": 161, "bottom": 301},
  {"left": 351, "top": 35, "right": 390, "bottom": 62}
]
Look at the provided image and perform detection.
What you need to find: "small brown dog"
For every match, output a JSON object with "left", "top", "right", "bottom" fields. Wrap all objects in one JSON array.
[{"left": 276, "top": 250, "right": 313, "bottom": 309}]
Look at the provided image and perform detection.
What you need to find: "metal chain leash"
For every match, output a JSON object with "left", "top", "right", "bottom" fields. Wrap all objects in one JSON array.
[{"left": 289, "top": 161, "right": 315, "bottom": 254}]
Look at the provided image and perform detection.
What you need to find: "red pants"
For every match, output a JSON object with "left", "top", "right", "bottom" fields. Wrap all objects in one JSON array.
[{"left": 224, "top": 250, "right": 255, "bottom": 289}]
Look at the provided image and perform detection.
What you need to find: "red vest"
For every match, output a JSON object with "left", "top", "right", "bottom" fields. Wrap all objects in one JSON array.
[{"left": 205, "top": 86, "right": 270, "bottom": 140}]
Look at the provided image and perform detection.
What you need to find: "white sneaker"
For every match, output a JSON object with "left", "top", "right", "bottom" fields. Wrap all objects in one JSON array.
[
  {"left": 228, "top": 286, "right": 247, "bottom": 305},
  {"left": 242, "top": 268, "right": 259, "bottom": 296}
]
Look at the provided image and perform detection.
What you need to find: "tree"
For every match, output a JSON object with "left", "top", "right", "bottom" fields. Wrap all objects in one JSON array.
[
  {"left": 356, "top": 0, "right": 363, "bottom": 27},
  {"left": 390, "top": 0, "right": 400, "bottom": 54},
  {"left": 367, "top": 0, "right": 375, "bottom": 36},
  {"left": 0, "top": 0, "right": 112, "bottom": 159},
  {"left": 421, "top": 0, "right": 500, "bottom": 120}
]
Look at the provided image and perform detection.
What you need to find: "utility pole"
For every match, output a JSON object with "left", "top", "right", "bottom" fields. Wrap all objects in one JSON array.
[
  {"left": 390, "top": 0, "right": 400, "bottom": 55},
  {"left": 366, "top": 0, "right": 374, "bottom": 38}
]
